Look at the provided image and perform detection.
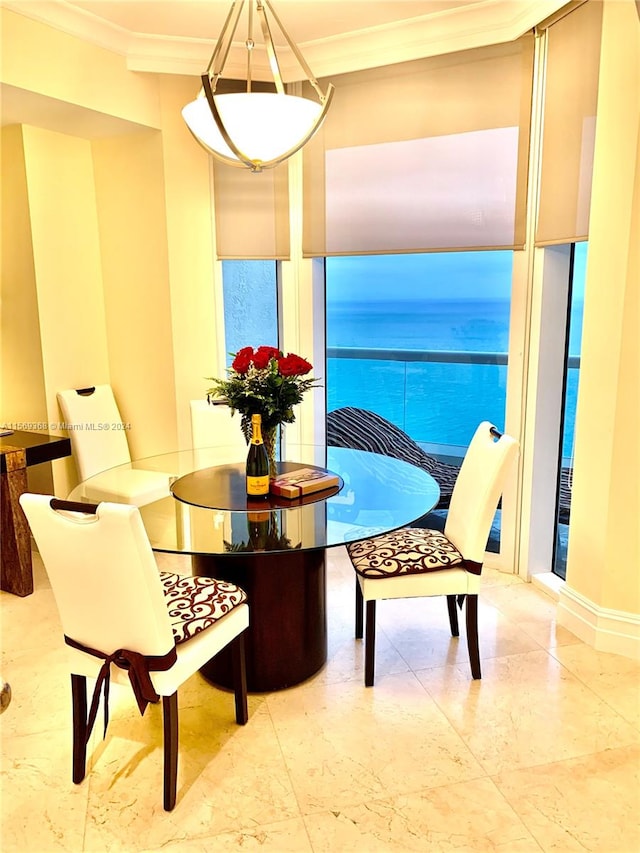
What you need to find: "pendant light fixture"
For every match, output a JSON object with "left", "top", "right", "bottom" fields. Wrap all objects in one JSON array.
[{"left": 182, "top": 0, "right": 334, "bottom": 172}]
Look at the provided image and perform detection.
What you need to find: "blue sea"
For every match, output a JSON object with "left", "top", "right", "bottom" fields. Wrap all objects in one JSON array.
[{"left": 326, "top": 254, "right": 582, "bottom": 459}]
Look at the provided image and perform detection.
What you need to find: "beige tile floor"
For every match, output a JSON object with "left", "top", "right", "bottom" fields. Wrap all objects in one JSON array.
[{"left": 1, "top": 547, "right": 639, "bottom": 852}]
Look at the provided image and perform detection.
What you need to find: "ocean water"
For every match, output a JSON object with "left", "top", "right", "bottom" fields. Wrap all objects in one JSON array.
[
  {"left": 326, "top": 295, "right": 580, "bottom": 458},
  {"left": 328, "top": 297, "right": 511, "bottom": 352}
]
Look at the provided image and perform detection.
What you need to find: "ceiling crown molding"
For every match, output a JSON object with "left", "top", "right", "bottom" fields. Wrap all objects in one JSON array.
[
  {"left": 4, "top": 0, "right": 567, "bottom": 79},
  {"left": 3, "top": 0, "right": 131, "bottom": 56}
]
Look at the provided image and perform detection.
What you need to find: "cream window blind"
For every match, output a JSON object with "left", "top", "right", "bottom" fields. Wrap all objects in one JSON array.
[
  {"left": 211, "top": 79, "right": 291, "bottom": 260},
  {"left": 535, "top": 0, "right": 603, "bottom": 246},
  {"left": 302, "top": 36, "right": 534, "bottom": 257},
  {"left": 213, "top": 161, "right": 290, "bottom": 260}
]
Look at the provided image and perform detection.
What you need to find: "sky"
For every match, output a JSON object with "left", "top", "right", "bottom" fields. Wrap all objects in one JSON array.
[
  {"left": 327, "top": 246, "right": 587, "bottom": 303},
  {"left": 326, "top": 251, "right": 514, "bottom": 302}
]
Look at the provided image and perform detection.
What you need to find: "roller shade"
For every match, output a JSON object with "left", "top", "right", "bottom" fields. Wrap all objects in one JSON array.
[
  {"left": 535, "top": 0, "right": 603, "bottom": 246},
  {"left": 211, "top": 79, "right": 291, "bottom": 260},
  {"left": 303, "top": 35, "right": 534, "bottom": 257},
  {"left": 213, "top": 160, "right": 290, "bottom": 260}
]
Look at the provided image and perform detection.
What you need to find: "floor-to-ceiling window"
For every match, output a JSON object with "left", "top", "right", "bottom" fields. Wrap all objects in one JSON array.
[
  {"left": 221, "top": 260, "right": 279, "bottom": 365},
  {"left": 326, "top": 251, "right": 513, "bottom": 454},
  {"left": 326, "top": 250, "right": 513, "bottom": 549},
  {"left": 553, "top": 242, "right": 586, "bottom": 580}
]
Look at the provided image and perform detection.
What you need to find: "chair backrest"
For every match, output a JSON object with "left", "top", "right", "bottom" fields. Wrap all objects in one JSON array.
[
  {"left": 57, "top": 385, "right": 131, "bottom": 480},
  {"left": 444, "top": 422, "right": 519, "bottom": 564},
  {"left": 19, "top": 494, "right": 174, "bottom": 657},
  {"left": 190, "top": 399, "right": 247, "bottom": 453}
]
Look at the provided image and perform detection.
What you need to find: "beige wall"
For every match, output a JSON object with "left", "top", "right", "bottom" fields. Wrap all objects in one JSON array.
[
  {"left": 0, "top": 124, "right": 52, "bottom": 495},
  {"left": 561, "top": 0, "right": 640, "bottom": 628},
  {"left": 157, "top": 75, "right": 223, "bottom": 450},
  {"left": 1, "top": 16, "right": 223, "bottom": 477},
  {"left": 92, "top": 131, "right": 178, "bottom": 459},
  {"left": 18, "top": 125, "right": 112, "bottom": 496},
  {"left": 1, "top": 8, "right": 160, "bottom": 129},
  {"left": 0, "top": 125, "right": 45, "bottom": 425}
]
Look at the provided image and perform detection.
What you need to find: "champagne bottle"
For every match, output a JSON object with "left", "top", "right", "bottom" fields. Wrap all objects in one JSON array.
[
  {"left": 246, "top": 414, "right": 270, "bottom": 498},
  {"left": 247, "top": 510, "right": 270, "bottom": 551}
]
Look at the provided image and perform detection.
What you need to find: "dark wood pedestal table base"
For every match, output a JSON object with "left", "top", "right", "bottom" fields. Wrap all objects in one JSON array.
[
  {"left": 172, "top": 459, "right": 340, "bottom": 693},
  {"left": 193, "top": 548, "right": 326, "bottom": 692}
]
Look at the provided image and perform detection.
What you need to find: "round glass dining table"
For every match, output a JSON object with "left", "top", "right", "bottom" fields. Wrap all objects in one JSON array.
[{"left": 69, "top": 443, "right": 439, "bottom": 692}]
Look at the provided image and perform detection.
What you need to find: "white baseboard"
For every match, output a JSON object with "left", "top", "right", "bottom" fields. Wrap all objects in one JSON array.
[
  {"left": 558, "top": 583, "right": 640, "bottom": 661},
  {"left": 531, "top": 571, "right": 564, "bottom": 601}
]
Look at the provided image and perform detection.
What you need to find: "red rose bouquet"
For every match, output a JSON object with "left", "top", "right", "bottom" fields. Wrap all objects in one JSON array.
[{"left": 206, "top": 345, "right": 321, "bottom": 441}]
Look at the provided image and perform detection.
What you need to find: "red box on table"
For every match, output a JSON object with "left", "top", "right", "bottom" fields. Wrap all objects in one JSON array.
[{"left": 269, "top": 468, "right": 340, "bottom": 499}]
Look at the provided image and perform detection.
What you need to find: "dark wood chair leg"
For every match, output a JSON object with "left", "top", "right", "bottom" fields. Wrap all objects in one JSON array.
[
  {"left": 162, "top": 693, "right": 179, "bottom": 811},
  {"left": 232, "top": 632, "right": 248, "bottom": 725},
  {"left": 71, "top": 674, "right": 87, "bottom": 784},
  {"left": 364, "top": 599, "right": 376, "bottom": 687},
  {"left": 355, "top": 577, "right": 363, "bottom": 639},
  {"left": 446, "top": 595, "right": 459, "bottom": 636},
  {"left": 465, "top": 594, "right": 481, "bottom": 679}
]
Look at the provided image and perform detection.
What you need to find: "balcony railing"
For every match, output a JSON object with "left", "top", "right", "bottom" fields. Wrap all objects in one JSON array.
[
  {"left": 328, "top": 346, "right": 580, "bottom": 368},
  {"left": 326, "top": 346, "right": 580, "bottom": 458}
]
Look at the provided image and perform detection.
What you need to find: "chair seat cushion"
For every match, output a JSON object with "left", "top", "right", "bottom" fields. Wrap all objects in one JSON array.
[
  {"left": 347, "top": 527, "right": 464, "bottom": 579},
  {"left": 159, "top": 572, "right": 247, "bottom": 645}
]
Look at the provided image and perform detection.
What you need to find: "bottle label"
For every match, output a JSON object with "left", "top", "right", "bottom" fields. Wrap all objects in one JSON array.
[
  {"left": 247, "top": 511, "right": 270, "bottom": 522},
  {"left": 246, "top": 474, "right": 269, "bottom": 496}
]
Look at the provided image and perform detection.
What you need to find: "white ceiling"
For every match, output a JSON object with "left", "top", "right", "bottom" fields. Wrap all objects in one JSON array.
[
  {"left": 63, "top": 1, "right": 482, "bottom": 43},
  {"left": 1, "top": 0, "right": 567, "bottom": 136},
  {"left": 4, "top": 0, "right": 567, "bottom": 78}
]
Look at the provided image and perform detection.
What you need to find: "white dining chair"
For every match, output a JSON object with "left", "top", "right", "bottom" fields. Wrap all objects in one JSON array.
[
  {"left": 57, "top": 385, "right": 172, "bottom": 505},
  {"left": 346, "top": 422, "right": 519, "bottom": 685},
  {"left": 19, "top": 493, "right": 249, "bottom": 811},
  {"left": 189, "top": 398, "right": 247, "bottom": 453}
]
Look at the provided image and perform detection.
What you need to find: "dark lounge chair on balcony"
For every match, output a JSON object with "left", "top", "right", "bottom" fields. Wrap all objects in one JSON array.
[{"left": 326, "top": 407, "right": 571, "bottom": 525}]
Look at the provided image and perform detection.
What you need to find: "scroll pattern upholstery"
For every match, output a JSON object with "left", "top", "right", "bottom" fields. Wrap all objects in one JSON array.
[
  {"left": 347, "top": 528, "right": 464, "bottom": 579},
  {"left": 160, "top": 572, "right": 247, "bottom": 644}
]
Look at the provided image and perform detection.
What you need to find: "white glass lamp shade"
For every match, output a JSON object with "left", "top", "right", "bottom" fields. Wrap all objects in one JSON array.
[{"left": 182, "top": 91, "right": 323, "bottom": 167}]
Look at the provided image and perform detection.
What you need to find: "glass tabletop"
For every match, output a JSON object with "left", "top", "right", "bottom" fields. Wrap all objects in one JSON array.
[{"left": 68, "top": 444, "right": 440, "bottom": 556}]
